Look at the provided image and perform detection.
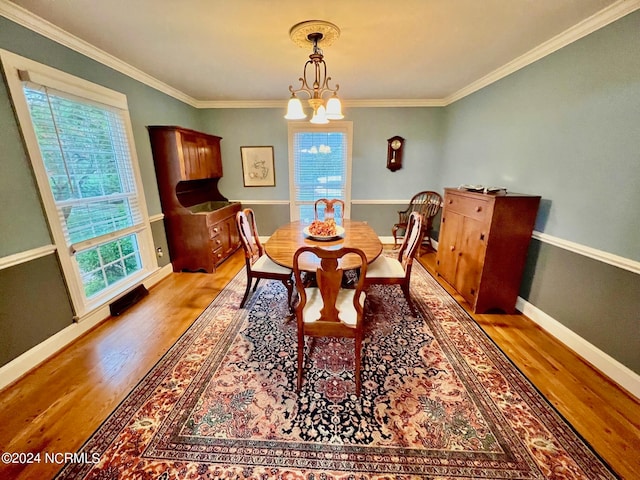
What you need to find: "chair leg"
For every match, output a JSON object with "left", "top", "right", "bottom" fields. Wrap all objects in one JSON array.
[
  {"left": 239, "top": 275, "right": 253, "bottom": 308},
  {"left": 252, "top": 277, "right": 261, "bottom": 292},
  {"left": 392, "top": 225, "right": 400, "bottom": 249},
  {"left": 283, "top": 277, "right": 294, "bottom": 314},
  {"left": 297, "top": 331, "right": 305, "bottom": 392},
  {"left": 355, "top": 333, "right": 362, "bottom": 397},
  {"left": 402, "top": 283, "right": 417, "bottom": 316}
]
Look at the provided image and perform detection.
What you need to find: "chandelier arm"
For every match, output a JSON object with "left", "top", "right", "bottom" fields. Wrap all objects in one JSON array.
[
  {"left": 289, "top": 59, "right": 317, "bottom": 98},
  {"left": 317, "top": 61, "right": 339, "bottom": 98},
  {"left": 285, "top": 21, "right": 342, "bottom": 122}
]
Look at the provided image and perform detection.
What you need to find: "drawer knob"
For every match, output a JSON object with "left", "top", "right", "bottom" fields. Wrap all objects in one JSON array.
[
  {"left": 448, "top": 199, "right": 453, "bottom": 204},
  {"left": 475, "top": 206, "right": 482, "bottom": 212},
  {"left": 450, "top": 245, "right": 455, "bottom": 252}
]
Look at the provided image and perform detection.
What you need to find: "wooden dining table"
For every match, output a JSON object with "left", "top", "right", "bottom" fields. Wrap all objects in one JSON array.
[{"left": 264, "top": 219, "right": 383, "bottom": 271}]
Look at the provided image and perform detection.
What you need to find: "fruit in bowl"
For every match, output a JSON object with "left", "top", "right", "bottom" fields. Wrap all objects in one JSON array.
[{"left": 308, "top": 218, "right": 337, "bottom": 236}]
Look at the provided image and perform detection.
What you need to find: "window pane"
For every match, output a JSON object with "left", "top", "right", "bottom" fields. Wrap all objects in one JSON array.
[
  {"left": 21, "top": 83, "right": 147, "bottom": 302},
  {"left": 23, "top": 87, "right": 143, "bottom": 245},
  {"left": 292, "top": 131, "right": 347, "bottom": 221},
  {"left": 76, "top": 234, "right": 142, "bottom": 298}
]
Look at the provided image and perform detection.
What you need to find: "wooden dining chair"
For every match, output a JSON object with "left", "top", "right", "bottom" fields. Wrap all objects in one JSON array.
[
  {"left": 293, "top": 246, "right": 368, "bottom": 396},
  {"left": 235, "top": 208, "right": 293, "bottom": 310},
  {"left": 392, "top": 190, "right": 442, "bottom": 251},
  {"left": 365, "top": 211, "right": 423, "bottom": 315},
  {"left": 314, "top": 198, "right": 345, "bottom": 221}
]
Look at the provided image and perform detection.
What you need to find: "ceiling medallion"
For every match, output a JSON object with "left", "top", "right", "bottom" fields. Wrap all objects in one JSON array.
[
  {"left": 289, "top": 20, "right": 340, "bottom": 48},
  {"left": 284, "top": 20, "right": 343, "bottom": 124}
]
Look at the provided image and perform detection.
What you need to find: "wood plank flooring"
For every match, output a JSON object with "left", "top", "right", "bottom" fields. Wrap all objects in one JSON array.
[{"left": 0, "top": 249, "right": 638, "bottom": 479}]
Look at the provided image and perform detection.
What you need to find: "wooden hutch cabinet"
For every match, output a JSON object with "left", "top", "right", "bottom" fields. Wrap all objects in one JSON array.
[
  {"left": 148, "top": 126, "right": 241, "bottom": 273},
  {"left": 435, "top": 188, "right": 540, "bottom": 314}
]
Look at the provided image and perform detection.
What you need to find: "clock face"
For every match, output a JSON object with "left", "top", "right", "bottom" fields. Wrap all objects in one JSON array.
[{"left": 391, "top": 139, "right": 402, "bottom": 150}]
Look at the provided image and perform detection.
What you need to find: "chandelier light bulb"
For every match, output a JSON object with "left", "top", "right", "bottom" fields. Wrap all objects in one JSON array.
[
  {"left": 310, "top": 105, "right": 329, "bottom": 124},
  {"left": 285, "top": 96, "right": 306, "bottom": 120},
  {"left": 325, "top": 95, "right": 343, "bottom": 120}
]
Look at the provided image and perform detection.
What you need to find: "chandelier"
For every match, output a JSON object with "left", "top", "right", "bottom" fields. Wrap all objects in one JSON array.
[{"left": 284, "top": 20, "right": 344, "bottom": 124}]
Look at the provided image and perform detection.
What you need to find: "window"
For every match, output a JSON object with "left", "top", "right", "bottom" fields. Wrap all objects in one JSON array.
[
  {"left": 288, "top": 122, "right": 353, "bottom": 222},
  {"left": 1, "top": 50, "right": 156, "bottom": 319}
]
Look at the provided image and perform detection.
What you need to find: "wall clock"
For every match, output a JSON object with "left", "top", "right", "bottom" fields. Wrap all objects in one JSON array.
[{"left": 387, "top": 136, "right": 404, "bottom": 171}]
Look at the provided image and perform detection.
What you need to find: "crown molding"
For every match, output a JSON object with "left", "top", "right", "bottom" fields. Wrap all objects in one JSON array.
[
  {"left": 194, "top": 100, "right": 286, "bottom": 109},
  {"left": 0, "top": 0, "right": 199, "bottom": 107},
  {"left": 444, "top": 0, "right": 640, "bottom": 105},
  {"left": 2, "top": 0, "right": 638, "bottom": 109},
  {"left": 195, "top": 98, "right": 447, "bottom": 109}
]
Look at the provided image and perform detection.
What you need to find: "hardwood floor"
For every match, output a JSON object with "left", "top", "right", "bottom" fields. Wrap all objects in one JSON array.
[
  {"left": 419, "top": 250, "right": 640, "bottom": 479},
  {"left": 0, "top": 249, "right": 638, "bottom": 479}
]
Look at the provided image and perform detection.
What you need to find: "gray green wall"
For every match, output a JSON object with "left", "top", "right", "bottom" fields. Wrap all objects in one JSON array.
[
  {"left": 0, "top": 17, "right": 202, "bottom": 364},
  {"left": 203, "top": 108, "right": 444, "bottom": 200},
  {"left": 1, "top": 12, "right": 638, "bottom": 376},
  {"left": 439, "top": 11, "right": 640, "bottom": 371},
  {"left": 199, "top": 107, "right": 444, "bottom": 233},
  {"left": 439, "top": 12, "right": 640, "bottom": 261}
]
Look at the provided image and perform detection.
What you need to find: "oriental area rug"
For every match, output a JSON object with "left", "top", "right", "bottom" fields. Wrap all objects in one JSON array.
[{"left": 55, "top": 258, "right": 616, "bottom": 479}]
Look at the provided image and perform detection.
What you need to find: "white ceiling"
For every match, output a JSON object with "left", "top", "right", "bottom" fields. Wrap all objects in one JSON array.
[{"left": 3, "top": 0, "right": 635, "bottom": 106}]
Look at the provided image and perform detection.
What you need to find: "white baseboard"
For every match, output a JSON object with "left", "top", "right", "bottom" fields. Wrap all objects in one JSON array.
[
  {"left": 428, "top": 238, "right": 638, "bottom": 399},
  {"left": 516, "top": 297, "right": 640, "bottom": 400},
  {"left": 0, "top": 263, "right": 173, "bottom": 391}
]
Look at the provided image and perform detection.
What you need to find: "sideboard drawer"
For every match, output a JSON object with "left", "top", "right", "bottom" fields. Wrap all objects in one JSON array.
[
  {"left": 209, "top": 224, "right": 222, "bottom": 240},
  {"left": 445, "top": 193, "right": 489, "bottom": 221}
]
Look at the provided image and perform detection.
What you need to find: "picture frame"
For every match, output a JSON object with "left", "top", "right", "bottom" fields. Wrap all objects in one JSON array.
[{"left": 240, "top": 146, "right": 276, "bottom": 187}]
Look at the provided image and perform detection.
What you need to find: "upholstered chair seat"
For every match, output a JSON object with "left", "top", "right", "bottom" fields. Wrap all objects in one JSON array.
[
  {"left": 365, "top": 256, "right": 406, "bottom": 278},
  {"left": 252, "top": 254, "right": 291, "bottom": 275},
  {"left": 301, "top": 288, "right": 366, "bottom": 328}
]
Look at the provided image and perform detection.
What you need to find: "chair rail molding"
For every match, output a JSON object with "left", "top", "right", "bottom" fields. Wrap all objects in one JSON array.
[
  {"left": 235, "top": 199, "right": 414, "bottom": 205},
  {"left": 229, "top": 199, "right": 290, "bottom": 205},
  {"left": 0, "top": 244, "right": 57, "bottom": 271},
  {"left": 532, "top": 231, "right": 640, "bottom": 275}
]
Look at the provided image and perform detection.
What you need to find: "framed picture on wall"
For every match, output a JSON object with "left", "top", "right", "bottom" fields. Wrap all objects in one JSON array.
[{"left": 240, "top": 146, "right": 276, "bottom": 187}]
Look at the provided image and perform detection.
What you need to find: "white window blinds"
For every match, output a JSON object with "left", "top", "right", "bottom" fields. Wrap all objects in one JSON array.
[
  {"left": 289, "top": 123, "right": 352, "bottom": 222},
  {"left": 22, "top": 85, "right": 144, "bottom": 252},
  {"left": 1, "top": 49, "right": 155, "bottom": 316}
]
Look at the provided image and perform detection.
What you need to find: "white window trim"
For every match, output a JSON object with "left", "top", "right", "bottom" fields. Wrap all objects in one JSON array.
[
  {"left": 287, "top": 121, "right": 353, "bottom": 221},
  {"left": 0, "top": 49, "right": 157, "bottom": 320}
]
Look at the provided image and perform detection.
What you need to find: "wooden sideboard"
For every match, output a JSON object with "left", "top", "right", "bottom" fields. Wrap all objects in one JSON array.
[
  {"left": 148, "top": 126, "right": 240, "bottom": 273},
  {"left": 435, "top": 188, "right": 540, "bottom": 314}
]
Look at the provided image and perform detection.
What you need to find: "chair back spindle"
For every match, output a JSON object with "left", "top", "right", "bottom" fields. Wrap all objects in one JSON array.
[{"left": 314, "top": 198, "right": 345, "bottom": 221}]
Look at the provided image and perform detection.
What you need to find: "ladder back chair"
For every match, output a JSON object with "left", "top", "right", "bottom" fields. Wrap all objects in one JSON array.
[
  {"left": 235, "top": 208, "right": 293, "bottom": 310},
  {"left": 314, "top": 198, "right": 345, "bottom": 221},
  {"left": 392, "top": 190, "right": 442, "bottom": 251},
  {"left": 366, "top": 211, "right": 423, "bottom": 315},
  {"left": 293, "top": 246, "right": 368, "bottom": 396}
]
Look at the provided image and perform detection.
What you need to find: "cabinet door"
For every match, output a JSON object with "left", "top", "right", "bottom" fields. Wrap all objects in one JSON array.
[
  {"left": 436, "top": 210, "right": 464, "bottom": 285},
  {"left": 225, "top": 215, "right": 239, "bottom": 251},
  {"left": 455, "top": 217, "right": 486, "bottom": 306},
  {"left": 179, "top": 131, "right": 221, "bottom": 180},
  {"left": 202, "top": 136, "right": 223, "bottom": 178}
]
